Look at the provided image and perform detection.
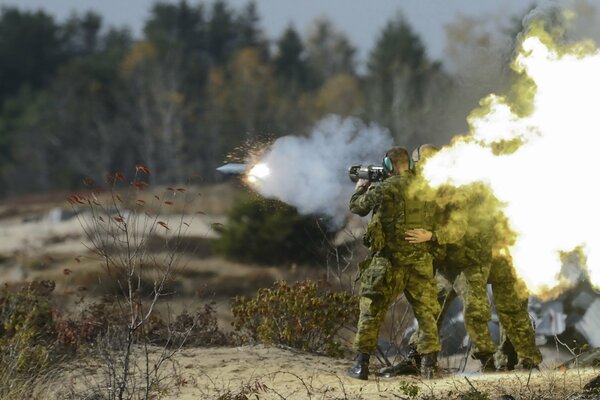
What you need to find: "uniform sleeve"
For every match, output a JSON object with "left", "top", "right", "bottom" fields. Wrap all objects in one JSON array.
[{"left": 349, "top": 184, "right": 383, "bottom": 217}]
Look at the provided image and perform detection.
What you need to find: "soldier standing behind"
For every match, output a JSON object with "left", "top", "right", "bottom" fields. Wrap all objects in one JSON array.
[
  {"left": 346, "top": 146, "right": 441, "bottom": 380},
  {"left": 488, "top": 218, "right": 543, "bottom": 369},
  {"left": 432, "top": 183, "right": 504, "bottom": 369},
  {"left": 411, "top": 145, "right": 505, "bottom": 370}
]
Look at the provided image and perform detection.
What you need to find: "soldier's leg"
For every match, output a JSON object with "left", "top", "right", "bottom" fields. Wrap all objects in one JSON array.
[
  {"left": 489, "top": 255, "right": 542, "bottom": 367},
  {"left": 436, "top": 265, "right": 460, "bottom": 329},
  {"left": 404, "top": 283, "right": 441, "bottom": 353},
  {"left": 350, "top": 256, "right": 403, "bottom": 380},
  {"left": 495, "top": 324, "right": 518, "bottom": 370},
  {"left": 406, "top": 270, "right": 456, "bottom": 348},
  {"left": 461, "top": 262, "right": 497, "bottom": 362},
  {"left": 381, "top": 269, "right": 454, "bottom": 377},
  {"left": 382, "top": 272, "right": 454, "bottom": 376},
  {"left": 353, "top": 256, "right": 401, "bottom": 353},
  {"left": 403, "top": 255, "right": 441, "bottom": 379}
]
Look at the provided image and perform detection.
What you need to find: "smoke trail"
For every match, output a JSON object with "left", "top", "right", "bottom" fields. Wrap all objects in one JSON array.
[
  {"left": 423, "top": 6, "right": 600, "bottom": 294},
  {"left": 248, "top": 115, "right": 393, "bottom": 226}
]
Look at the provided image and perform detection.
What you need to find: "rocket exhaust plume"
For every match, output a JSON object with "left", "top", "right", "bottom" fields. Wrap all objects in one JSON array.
[
  {"left": 422, "top": 9, "right": 600, "bottom": 295},
  {"left": 239, "top": 115, "right": 393, "bottom": 226}
]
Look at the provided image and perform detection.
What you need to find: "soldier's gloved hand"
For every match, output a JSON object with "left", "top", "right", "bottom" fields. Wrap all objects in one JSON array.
[
  {"left": 355, "top": 178, "right": 370, "bottom": 190},
  {"left": 405, "top": 228, "right": 433, "bottom": 243}
]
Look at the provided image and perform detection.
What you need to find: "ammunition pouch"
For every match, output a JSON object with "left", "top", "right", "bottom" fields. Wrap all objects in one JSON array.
[
  {"left": 364, "top": 214, "right": 385, "bottom": 252},
  {"left": 404, "top": 199, "right": 429, "bottom": 230},
  {"left": 359, "top": 257, "right": 391, "bottom": 301}
]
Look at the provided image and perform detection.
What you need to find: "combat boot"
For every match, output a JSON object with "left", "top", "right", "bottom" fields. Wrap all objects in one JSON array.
[
  {"left": 420, "top": 352, "right": 438, "bottom": 379},
  {"left": 520, "top": 358, "right": 540, "bottom": 371},
  {"left": 379, "top": 345, "right": 421, "bottom": 377},
  {"left": 347, "top": 352, "right": 370, "bottom": 380},
  {"left": 474, "top": 352, "right": 496, "bottom": 372},
  {"left": 406, "top": 344, "right": 422, "bottom": 367},
  {"left": 500, "top": 337, "right": 518, "bottom": 371}
]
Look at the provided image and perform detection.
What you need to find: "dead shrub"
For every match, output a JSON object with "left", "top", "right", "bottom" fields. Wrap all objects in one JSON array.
[{"left": 148, "top": 303, "right": 230, "bottom": 347}]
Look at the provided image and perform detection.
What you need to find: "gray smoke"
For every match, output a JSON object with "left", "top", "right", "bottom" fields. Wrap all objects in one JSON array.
[
  {"left": 254, "top": 115, "right": 393, "bottom": 226},
  {"left": 520, "top": 0, "right": 600, "bottom": 44},
  {"left": 437, "top": 0, "right": 600, "bottom": 147},
  {"left": 433, "top": 12, "right": 517, "bottom": 147}
]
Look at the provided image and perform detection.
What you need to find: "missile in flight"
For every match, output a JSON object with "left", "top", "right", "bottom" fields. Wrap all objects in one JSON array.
[{"left": 216, "top": 163, "right": 248, "bottom": 175}]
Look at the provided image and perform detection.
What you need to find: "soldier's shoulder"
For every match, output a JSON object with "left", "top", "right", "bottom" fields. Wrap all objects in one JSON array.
[
  {"left": 379, "top": 176, "right": 402, "bottom": 191},
  {"left": 383, "top": 174, "right": 405, "bottom": 185}
]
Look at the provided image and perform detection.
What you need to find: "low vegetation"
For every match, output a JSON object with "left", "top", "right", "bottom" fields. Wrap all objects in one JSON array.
[
  {"left": 215, "top": 195, "right": 333, "bottom": 265},
  {"left": 231, "top": 279, "right": 358, "bottom": 357}
]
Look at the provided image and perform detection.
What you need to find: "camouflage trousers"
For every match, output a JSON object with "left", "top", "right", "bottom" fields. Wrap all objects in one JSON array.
[
  {"left": 354, "top": 251, "right": 441, "bottom": 355},
  {"left": 438, "top": 258, "right": 497, "bottom": 357},
  {"left": 489, "top": 255, "right": 542, "bottom": 365}
]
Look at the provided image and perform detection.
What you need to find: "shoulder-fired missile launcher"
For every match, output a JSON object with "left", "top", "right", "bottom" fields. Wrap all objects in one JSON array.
[{"left": 348, "top": 164, "right": 388, "bottom": 183}]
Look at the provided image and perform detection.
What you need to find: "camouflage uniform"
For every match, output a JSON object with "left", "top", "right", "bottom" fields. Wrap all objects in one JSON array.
[
  {"left": 435, "top": 186, "right": 541, "bottom": 366},
  {"left": 436, "top": 243, "right": 496, "bottom": 357},
  {"left": 489, "top": 253, "right": 542, "bottom": 365},
  {"left": 430, "top": 184, "right": 501, "bottom": 359},
  {"left": 350, "top": 173, "right": 441, "bottom": 356}
]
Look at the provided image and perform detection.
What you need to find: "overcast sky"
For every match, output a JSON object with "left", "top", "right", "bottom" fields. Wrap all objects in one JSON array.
[{"left": 0, "top": 0, "right": 583, "bottom": 63}]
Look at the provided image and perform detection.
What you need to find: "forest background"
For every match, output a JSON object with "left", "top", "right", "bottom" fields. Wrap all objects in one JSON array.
[{"left": 0, "top": 0, "right": 538, "bottom": 197}]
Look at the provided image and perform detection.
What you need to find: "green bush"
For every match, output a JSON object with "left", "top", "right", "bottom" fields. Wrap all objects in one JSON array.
[
  {"left": 231, "top": 279, "right": 358, "bottom": 357},
  {"left": 0, "top": 281, "right": 66, "bottom": 397},
  {"left": 214, "top": 195, "right": 332, "bottom": 265},
  {"left": 0, "top": 281, "right": 58, "bottom": 368}
]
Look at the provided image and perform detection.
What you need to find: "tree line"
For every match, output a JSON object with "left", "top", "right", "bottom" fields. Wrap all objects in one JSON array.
[{"left": 0, "top": 0, "right": 486, "bottom": 197}]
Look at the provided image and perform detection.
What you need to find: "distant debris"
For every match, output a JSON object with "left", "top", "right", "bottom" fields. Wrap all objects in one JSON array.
[
  {"left": 533, "top": 280, "right": 600, "bottom": 350},
  {"left": 558, "top": 347, "right": 600, "bottom": 370},
  {"left": 47, "top": 207, "right": 79, "bottom": 223}
]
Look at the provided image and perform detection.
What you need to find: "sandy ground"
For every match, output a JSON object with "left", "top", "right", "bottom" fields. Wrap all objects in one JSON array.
[
  {"left": 0, "top": 183, "right": 243, "bottom": 257},
  {"left": 5, "top": 186, "right": 595, "bottom": 399},
  {"left": 0, "top": 209, "right": 225, "bottom": 256},
  {"left": 41, "top": 345, "right": 600, "bottom": 399}
]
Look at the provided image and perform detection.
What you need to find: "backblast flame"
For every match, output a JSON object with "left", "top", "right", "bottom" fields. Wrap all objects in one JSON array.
[{"left": 423, "top": 21, "right": 600, "bottom": 295}]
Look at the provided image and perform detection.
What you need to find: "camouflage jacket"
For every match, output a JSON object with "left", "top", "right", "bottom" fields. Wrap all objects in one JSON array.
[{"left": 349, "top": 173, "right": 435, "bottom": 254}]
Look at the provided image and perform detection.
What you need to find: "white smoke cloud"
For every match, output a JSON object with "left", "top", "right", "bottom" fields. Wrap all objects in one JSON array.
[{"left": 250, "top": 115, "right": 393, "bottom": 226}]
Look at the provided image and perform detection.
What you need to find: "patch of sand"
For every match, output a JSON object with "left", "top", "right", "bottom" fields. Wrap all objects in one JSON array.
[{"left": 43, "top": 345, "right": 600, "bottom": 399}]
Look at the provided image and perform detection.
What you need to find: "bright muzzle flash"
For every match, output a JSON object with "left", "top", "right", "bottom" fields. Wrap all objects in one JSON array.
[{"left": 246, "top": 163, "right": 270, "bottom": 184}]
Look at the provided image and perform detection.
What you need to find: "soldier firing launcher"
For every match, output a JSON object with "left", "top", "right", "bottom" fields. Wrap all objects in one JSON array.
[{"left": 348, "top": 165, "right": 388, "bottom": 183}]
